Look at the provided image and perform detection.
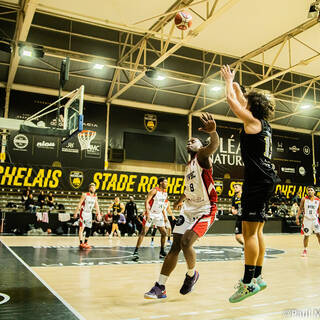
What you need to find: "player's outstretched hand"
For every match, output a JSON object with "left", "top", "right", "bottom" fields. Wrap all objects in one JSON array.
[
  {"left": 296, "top": 218, "right": 300, "bottom": 226},
  {"left": 221, "top": 64, "right": 235, "bottom": 83},
  {"left": 198, "top": 112, "right": 216, "bottom": 134}
]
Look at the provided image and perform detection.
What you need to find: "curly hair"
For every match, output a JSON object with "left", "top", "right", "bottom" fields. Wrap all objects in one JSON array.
[{"left": 246, "top": 90, "right": 275, "bottom": 121}]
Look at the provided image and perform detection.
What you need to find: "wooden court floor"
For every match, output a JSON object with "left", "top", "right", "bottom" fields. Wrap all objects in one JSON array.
[{"left": 1, "top": 234, "right": 320, "bottom": 320}]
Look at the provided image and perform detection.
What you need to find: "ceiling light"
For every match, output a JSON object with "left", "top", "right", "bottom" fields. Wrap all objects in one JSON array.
[
  {"left": 300, "top": 104, "right": 312, "bottom": 110},
  {"left": 93, "top": 64, "right": 104, "bottom": 70},
  {"left": 155, "top": 75, "right": 165, "bottom": 81},
  {"left": 211, "top": 86, "right": 222, "bottom": 92},
  {"left": 18, "top": 43, "right": 44, "bottom": 58}
]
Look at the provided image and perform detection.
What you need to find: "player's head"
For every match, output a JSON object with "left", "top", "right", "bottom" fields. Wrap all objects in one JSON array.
[
  {"left": 89, "top": 183, "right": 96, "bottom": 194},
  {"left": 187, "top": 137, "right": 206, "bottom": 154},
  {"left": 158, "top": 177, "right": 168, "bottom": 189},
  {"left": 245, "top": 90, "right": 275, "bottom": 121},
  {"left": 307, "top": 186, "right": 315, "bottom": 197},
  {"left": 234, "top": 183, "right": 242, "bottom": 194},
  {"left": 114, "top": 196, "right": 120, "bottom": 203},
  {"left": 129, "top": 196, "right": 134, "bottom": 201}
]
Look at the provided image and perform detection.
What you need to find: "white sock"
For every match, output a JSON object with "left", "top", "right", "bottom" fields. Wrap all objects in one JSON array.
[
  {"left": 158, "top": 274, "right": 168, "bottom": 286},
  {"left": 187, "top": 267, "right": 195, "bottom": 277}
]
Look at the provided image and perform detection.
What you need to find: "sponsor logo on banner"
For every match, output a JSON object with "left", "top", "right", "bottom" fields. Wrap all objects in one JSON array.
[
  {"left": 36, "top": 141, "right": 56, "bottom": 149},
  {"left": 214, "top": 180, "right": 223, "bottom": 196},
  {"left": 144, "top": 114, "right": 157, "bottom": 132},
  {"left": 276, "top": 142, "right": 284, "bottom": 153},
  {"left": 13, "top": 134, "right": 29, "bottom": 150},
  {"left": 62, "top": 142, "right": 79, "bottom": 154},
  {"left": 299, "top": 166, "right": 306, "bottom": 176},
  {"left": 281, "top": 167, "right": 295, "bottom": 174},
  {"left": 289, "top": 145, "right": 300, "bottom": 153},
  {"left": 69, "top": 171, "right": 84, "bottom": 189},
  {"left": 303, "top": 146, "right": 310, "bottom": 155},
  {"left": 85, "top": 143, "right": 101, "bottom": 159}
]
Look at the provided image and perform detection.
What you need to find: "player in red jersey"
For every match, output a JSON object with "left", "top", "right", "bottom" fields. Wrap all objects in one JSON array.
[{"left": 144, "top": 113, "right": 219, "bottom": 299}]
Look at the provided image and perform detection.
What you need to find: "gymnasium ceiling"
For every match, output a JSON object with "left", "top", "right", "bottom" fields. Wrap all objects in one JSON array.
[{"left": 0, "top": 0, "right": 320, "bottom": 134}]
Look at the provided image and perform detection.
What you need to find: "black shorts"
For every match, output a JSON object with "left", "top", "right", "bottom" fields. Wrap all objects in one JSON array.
[
  {"left": 234, "top": 216, "right": 242, "bottom": 234},
  {"left": 112, "top": 214, "right": 120, "bottom": 224},
  {"left": 241, "top": 181, "right": 276, "bottom": 222}
]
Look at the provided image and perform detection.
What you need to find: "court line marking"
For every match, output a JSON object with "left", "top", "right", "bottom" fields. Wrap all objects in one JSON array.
[
  {"left": 0, "top": 293, "right": 10, "bottom": 305},
  {"left": 0, "top": 239, "right": 85, "bottom": 320}
]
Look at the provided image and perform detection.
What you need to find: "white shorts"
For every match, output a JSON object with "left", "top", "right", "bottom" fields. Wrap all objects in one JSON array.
[
  {"left": 302, "top": 218, "right": 320, "bottom": 236},
  {"left": 173, "top": 202, "right": 217, "bottom": 238},
  {"left": 79, "top": 211, "right": 92, "bottom": 228},
  {"left": 143, "top": 215, "right": 165, "bottom": 228}
]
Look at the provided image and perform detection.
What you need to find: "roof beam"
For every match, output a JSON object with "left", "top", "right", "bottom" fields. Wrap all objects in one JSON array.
[
  {"left": 4, "top": 0, "right": 38, "bottom": 118},
  {"left": 108, "top": 0, "right": 240, "bottom": 102},
  {"left": 0, "top": 82, "right": 315, "bottom": 135}
]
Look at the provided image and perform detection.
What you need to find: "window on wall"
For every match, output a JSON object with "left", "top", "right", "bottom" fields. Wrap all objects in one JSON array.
[{"left": 124, "top": 132, "right": 175, "bottom": 162}]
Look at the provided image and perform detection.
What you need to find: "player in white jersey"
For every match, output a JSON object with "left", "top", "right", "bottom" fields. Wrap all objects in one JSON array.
[
  {"left": 296, "top": 186, "right": 320, "bottom": 257},
  {"left": 133, "top": 177, "right": 168, "bottom": 260},
  {"left": 150, "top": 200, "right": 176, "bottom": 246},
  {"left": 145, "top": 113, "right": 219, "bottom": 299},
  {"left": 74, "top": 183, "right": 101, "bottom": 250}
]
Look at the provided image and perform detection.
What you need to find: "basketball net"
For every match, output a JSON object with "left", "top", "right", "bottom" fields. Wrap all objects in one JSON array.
[{"left": 78, "top": 130, "right": 96, "bottom": 150}]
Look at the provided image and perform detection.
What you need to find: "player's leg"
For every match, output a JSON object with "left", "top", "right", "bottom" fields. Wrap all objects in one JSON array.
[
  {"left": 158, "top": 226, "right": 167, "bottom": 258},
  {"left": 114, "top": 223, "right": 121, "bottom": 237},
  {"left": 144, "top": 233, "right": 182, "bottom": 299},
  {"left": 78, "top": 225, "right": 84, "bottom": 249},
  {"left": 229, "top": 221, "right": 260, "bottom": 303},
  {"left": 254, "top": 222, "right": 267, "bottom": 290},
  {"left": 109, "top": 223, "right": 116, "bottom": 238},
  {"left": 133, "top": 220, "right": 151, "bottom": 259},
  {"left": 301, "top": 220, "right": 311, "bottom": 256},
  {"left": 166, "top": 226, "right": 172, "bottom": 245},
  {"left": 235, "top": 218, "right": 244, "bottom": 246},
  {"left": 150, "top": 225, "right": 157, "bottom": 246}
]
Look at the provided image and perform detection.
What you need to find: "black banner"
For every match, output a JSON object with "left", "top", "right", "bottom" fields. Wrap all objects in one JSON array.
[
  {"left": 6, "top": 90, "right": 106, "bottom": 169},
  {"left": 0, "top": 163, "right": 317, "bottom": 199}
]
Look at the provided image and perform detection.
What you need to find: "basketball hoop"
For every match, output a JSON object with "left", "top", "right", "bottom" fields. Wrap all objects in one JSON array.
[{"left": 78, "top": 130, "right": 96, "bottom": 150}]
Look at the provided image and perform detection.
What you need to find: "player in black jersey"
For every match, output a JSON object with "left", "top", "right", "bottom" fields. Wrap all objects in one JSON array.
[
  {"left": 108, "top": 197, "right": 125, "bottom": 238},
  {"left": 231, "top": 183, "right": 244, "bottom": 248},
  {"left": 221, "top": 65, "right": 278, "bottom": 303}
]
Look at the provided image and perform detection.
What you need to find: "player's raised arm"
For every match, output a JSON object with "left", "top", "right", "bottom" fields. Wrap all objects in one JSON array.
[
  {"left": 74, "top": 193, "right": 85, "bottom": 218},
  {"left": 221, "top": 65, "right": 259, "bottom": 127},
  {"left": 197, "top": 113, "right": 219, "bottom": 167},
  {"left": 296, "top": 197, "right": 305, "bottom": 225}
]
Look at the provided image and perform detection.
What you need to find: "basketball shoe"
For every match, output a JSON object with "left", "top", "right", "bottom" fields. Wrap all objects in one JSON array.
[
  {"left": 144, "top": 282, "right": 167, "bottom": 299},
  {"left": 180, "top": 271, "right": 199, "bottom": 295},
  {"left": 254, "top": 275, "right": 267, "bottom": 291},
  {"left": 229, "top": 279, "right": 260, "bottom": 303},
  {"left": 301, "top": 249, "right": 307, "bottom": 257}
]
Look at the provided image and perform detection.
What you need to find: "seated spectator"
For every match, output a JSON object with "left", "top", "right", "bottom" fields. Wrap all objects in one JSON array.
[
  {"left": 118, "top": 213, "right": 126, "bottom": 235},
  {"left": 21, "top": 189, "right": 29, "bottom": 203},
  {"left": 47, "top": 192, "right": 55, "bottom": 209},
  {"left": 269, "top": 203, "right": 278, "bottom": 216},
  {"left": 289, "top": 202, "right": 299, "bottom": 217},
  {"left": 37, "top": 190, "right": 46, "bottom": 209},
  {"left": 278, "top": 202, "right": 288, "bottom": 217},
  {"left": 25, "top": 194, "right": 36, "bottom": 213},
  {"left": 103, "top": 213, "right": 113, "bottom": 236}
]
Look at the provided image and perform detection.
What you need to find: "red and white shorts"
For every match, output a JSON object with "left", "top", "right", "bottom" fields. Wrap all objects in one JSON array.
[
  {"left": 79, "top": 210, "right": 92, "bottom": 228},
  {"left": 301, "top": 218, "right": 320, "bottom": 236},
  {"left": 173, "top": 202, "right": 217, "bottom": 237}
]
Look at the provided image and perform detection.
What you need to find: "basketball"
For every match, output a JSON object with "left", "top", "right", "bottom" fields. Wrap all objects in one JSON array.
[{"left": 174, "top": 11, "right": 192, "bottom": 30}]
